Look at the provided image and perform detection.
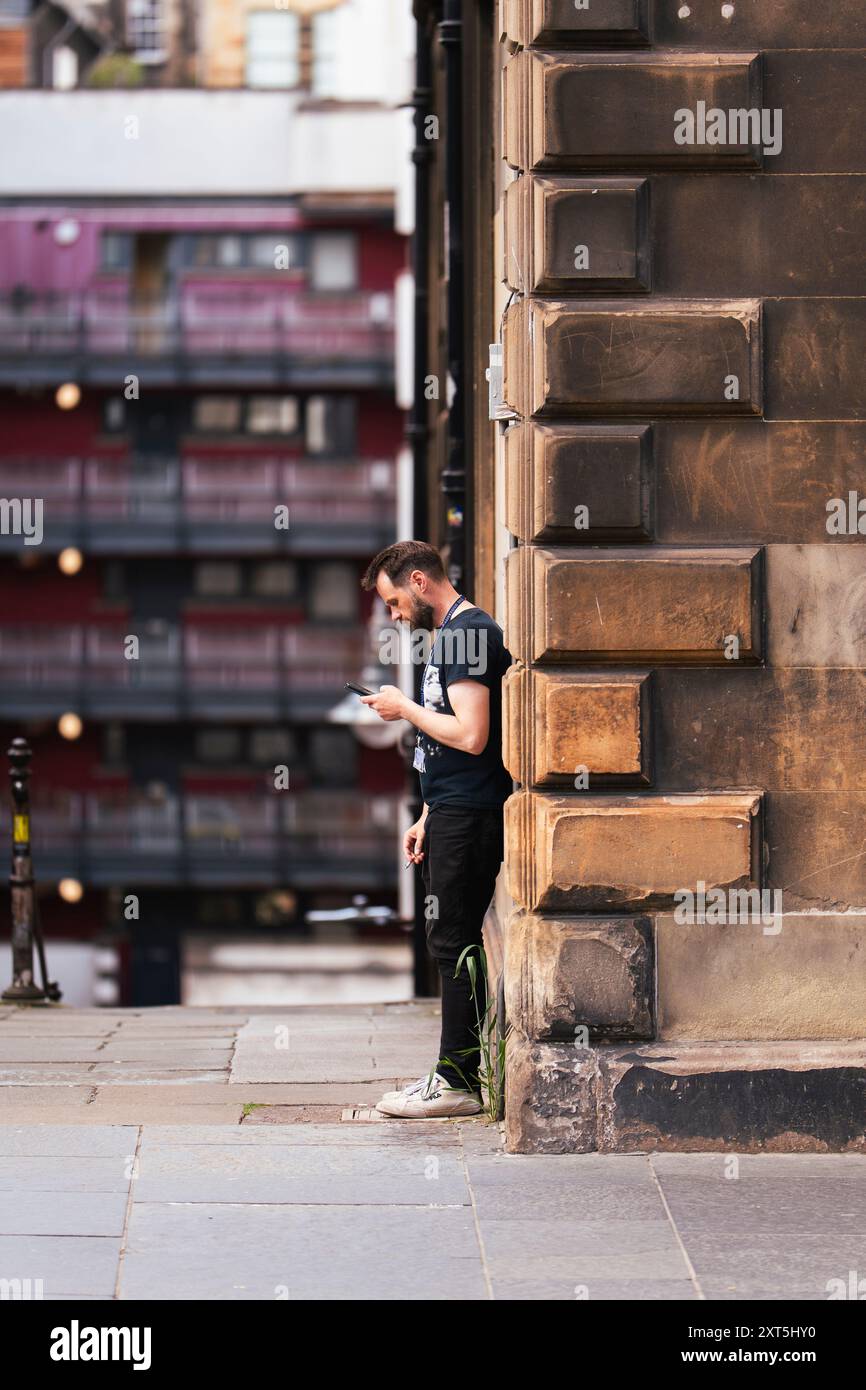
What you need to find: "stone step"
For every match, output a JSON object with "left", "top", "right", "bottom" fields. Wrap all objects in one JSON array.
[{"left": 505, "top": 1038, "right": 866, "bottom": 1154}]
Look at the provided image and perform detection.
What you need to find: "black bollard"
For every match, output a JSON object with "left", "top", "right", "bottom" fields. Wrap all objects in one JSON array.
[{"left": 3, "top": 738, "right": 46, "bottom": 1002}]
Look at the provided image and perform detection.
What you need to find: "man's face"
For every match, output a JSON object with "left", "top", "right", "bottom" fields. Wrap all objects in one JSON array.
[{"left": 375, "top": 570, "right": 436, "bottom": 631}]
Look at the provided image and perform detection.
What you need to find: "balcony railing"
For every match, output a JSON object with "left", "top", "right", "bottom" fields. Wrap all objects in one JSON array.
[
  {"left": 0, "top": 623, "right": 367, "bottom": 718},
  {"left": 27, "top": 790, "right": 401, "bottom": 887},
  {"left": 0, "top": 455, "right": 396, "bottom": 553},
  {"left": 0, "top": 288, "right": 395, "bottom": 383}
]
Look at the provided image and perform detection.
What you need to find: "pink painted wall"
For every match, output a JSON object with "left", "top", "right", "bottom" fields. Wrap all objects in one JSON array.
[{"left": 0, "top": 207, "right": 404, "bottom": 294}]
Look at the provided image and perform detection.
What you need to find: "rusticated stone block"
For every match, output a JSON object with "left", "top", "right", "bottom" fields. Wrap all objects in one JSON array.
[
  {"left": 503, "top": 789, "right": 763, "bottom": 912},
  {"left": 656, "top": 912, "right": 866, "bottom": 1042},
  {"left": 504, "top": 1034, "right": 599, "bottom": 1153},
  {"left": 503, "top": 0, "right": 650, "bottom": 48},
  {"left": 502, "top": 298, "right": 763, "bottom": 416},
  {"left": 505, "top": 910, "right": 654, "bottom": 1041},
  {"left": 595, "top": 1043, "right": 866, "bottom": 1153},
  {"left": 503, "top": 176, "right": 650, "bottom": 293},
  {"left": 513, "top": 545, "right": 764, "bottom": 664},
  {"left": 504, "top": 1039, "right": 866, "bottom": 1153},
  {"left": 503, "top": 50, "right": 763, "bottom": 171},
  {"left": 504, "top": 421, "right": 653, "bottom": 541},
  {"left": 503, "top": 665, "right": 652, "bottom": 785}
]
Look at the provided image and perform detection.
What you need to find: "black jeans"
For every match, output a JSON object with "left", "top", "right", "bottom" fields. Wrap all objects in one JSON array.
[{"left": 421, "top": 803, "right": 505, "bottom": 1092}]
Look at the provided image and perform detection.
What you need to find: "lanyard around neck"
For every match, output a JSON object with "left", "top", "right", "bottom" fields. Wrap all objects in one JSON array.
[
  {"left": 438, "top": 594, "right": 465, "bottom": 630},
  {"left": 418, "top": 594, "right": 466, "bottom": 738}
]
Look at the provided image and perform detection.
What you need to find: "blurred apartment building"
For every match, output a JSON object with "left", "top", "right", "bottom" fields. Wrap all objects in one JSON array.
[{"left": 0, "top": 0, "right": 415, "bottom": 1004}]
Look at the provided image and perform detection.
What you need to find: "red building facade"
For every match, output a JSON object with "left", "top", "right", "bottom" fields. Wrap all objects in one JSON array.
[{"left": 0, "top": 197, "right": 407, "bottom": 1002}]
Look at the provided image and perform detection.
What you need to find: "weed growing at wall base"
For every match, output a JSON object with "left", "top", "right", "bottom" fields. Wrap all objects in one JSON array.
[{"left": 436, "top": 944, "right": 510, "bottom": 1121}]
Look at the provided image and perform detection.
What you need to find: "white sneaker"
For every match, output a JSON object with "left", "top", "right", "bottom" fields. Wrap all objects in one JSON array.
[
  {"left": 375, "top": 1071, "right": 483, "bottom": 1118},
  {"left": 377, "top": 1072, "right": 438, "bottom": 1104}
]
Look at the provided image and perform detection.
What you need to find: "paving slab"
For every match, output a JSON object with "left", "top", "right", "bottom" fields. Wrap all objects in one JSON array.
[
  {"left": 0, "top": 1191, "right": 128, "bottom": 1237},
  {"left": 0, "top": 1066, "right": 107, "bottom": 1084},
  {"left": 0, "top": 1067, "right": 228, "bottom": 1085},
  {"left": 230, "top": 1059, "right": 433, "bottom": 1084},
  {"left": 119, "top": 1202, "right": 487, "bottom": 1301},
  {"left": 489, "top": 1277, "right": 699, "bottom": 1300},
  {"left": 0, "top": 1235, "right": 120, "bottom": 1297},
  {"left": 0, "top": 1041, "right": 233, "bottom": 1064},
  {"left": 109, "top": 1029, "right": 240, "bottom": 1038},
  {"left": 243, "top": 1105, "right": 345, "bottom": 1123},
  {"left": 80, "top": 1104, "right": 247, "bottom": 1125},
  {"left": 0, "top": 1086, "right": 96, "bottom": 1109},
  {"left": 0, "top": 1126, "right": 138, "bottom": 1155},
  {"left": 651, "top": 1152, "right": 866, "bottom": 1234},
  {"left": 129, "top": 1140, "right": 469, "bottom": 1205},
  {"left": 0, "top": 1041, "right": 111, "bottom": 1061},
  {"left": 95, "top": 1082, "right": 402, "bottom": 1102},
  {"left": 0, "top": 1022, "right": 120, "bottom": 1036},
  {"left": 0, "top": 1156, "right": 132, "bottom": 1193},
  {"left": 228, "top": 1012, "right": 438, "bottom": 1084},
  {"left": 95, "top": 1051, "right": 235, "bottom": 1067},
  {"left": 479, "top": 1217, "right": 682, "bottom": 1261},
  {"left": 135, "top": 1123, "right": 461, "bottom": 1147},
  {"left": 681, "top": 1232, "right": 866, "bottom": 1297}
]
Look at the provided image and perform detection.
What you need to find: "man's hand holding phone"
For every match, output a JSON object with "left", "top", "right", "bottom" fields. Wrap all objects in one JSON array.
[{"left": 345, "top": 681, "right": 407, "bottom": 721}]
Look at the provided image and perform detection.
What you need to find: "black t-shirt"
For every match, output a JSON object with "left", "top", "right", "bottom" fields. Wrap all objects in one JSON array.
[{"left": 417, "top": 606, "right": 514, "bottom": 809}]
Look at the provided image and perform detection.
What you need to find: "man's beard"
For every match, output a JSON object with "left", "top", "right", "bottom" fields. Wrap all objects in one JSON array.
[{"left": 408, "top": 595, "right": 436, "bottom": 631}]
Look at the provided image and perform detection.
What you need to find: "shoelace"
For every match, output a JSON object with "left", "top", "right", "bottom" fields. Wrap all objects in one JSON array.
[{"left": 401, "top": 1072, "right": 438, "bottom": 1097}]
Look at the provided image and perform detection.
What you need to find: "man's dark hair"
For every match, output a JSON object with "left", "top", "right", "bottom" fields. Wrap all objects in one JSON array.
[{"left": 361, "top": 540, "right": 447, "bottom": 591}]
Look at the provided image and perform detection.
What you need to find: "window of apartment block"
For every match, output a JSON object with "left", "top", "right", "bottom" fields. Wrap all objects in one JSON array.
[
  {"left": 193, "top": 396, "right": 241, "bottom": 432},
  {"left": 193, "top": 561, "right": 243, "bottom": 598},
  {"left": 254, "top": 890, "right": 298, "bottom": 927},
  {"left": 100, "top": 232, "right": 132, "bottom": 271},
  {"left": 197, "top": 893, "right": 244, "bottom": 927},
  {"left": 103, "top": 398, "right": 126, "bottom": 431},
  {"left": 247, "top": 395, "right": 300, "bottom": 435},
  {"left": 103, "top": 561, "right": 126, "bottom": 600},
  {"left": 126, "top": 0, "right": 167, "bottom": 64},
  {"left": 310, "top": 0, "right": 390, "bottom": 102},
  {"left": 308, "top": 561, "right": 357, "bottom": 621},
  {"left": 252, "top": 561, "right": 299, "bottom": 599},
  {"left": 249, "top": 728, "right": 296, "bottom": 766},
  {"left": 305, "top": 394, "right": 357, "bottom": 454},
  {"left": 195, "top": 728, "right": 243, "bottom": 764},
  {"left": 309, "top": 727, "right": 357, "bottom": 786},
  {"left": 102, "top": 724, "right": 126, "bottom": 766},
  {"left": 246, "top": 10, "right": 301, "bottom": 88},
  {"left": 310, "top": 233, "right": 358, "bottom": 290},
  {"left": 188, "top": 234, "right": 305, "bottom": 270},
  {"left": 249, "top": 234, "right": 303, "bottom": 271},
  {"left": 52, "top": 46, "right": 78, "bottom": 90},
  {"left": 192, "top": 235, "right": 243, "bottom": 268}
]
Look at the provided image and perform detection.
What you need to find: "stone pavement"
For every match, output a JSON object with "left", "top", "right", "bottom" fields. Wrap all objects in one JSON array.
[{"left": 0, "top": 1000, "right": 863, "bottom": 1300}]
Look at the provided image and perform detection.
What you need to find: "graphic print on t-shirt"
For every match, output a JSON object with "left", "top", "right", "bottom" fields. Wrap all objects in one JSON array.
[{"left": 422, "top": 662, "right": 444, "bottom": 710}]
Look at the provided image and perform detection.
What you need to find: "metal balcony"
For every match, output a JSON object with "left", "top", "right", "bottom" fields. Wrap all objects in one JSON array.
[
  {"left": 0, "top": 623, "right": 367, "bottom": 720},
  {"left": 0, "top": 455, "right": 396, "bottom": 555},
  {"left": 27, "top": 790, "right": 400, "bottom": 888},
  {"left": 0, "top": 288, "right": 396, "bottom": 387}
]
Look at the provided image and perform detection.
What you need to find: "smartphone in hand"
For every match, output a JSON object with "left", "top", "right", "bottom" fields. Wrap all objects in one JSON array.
[{"left": 345, "top": 681, "right": 375, "bottom": 697}]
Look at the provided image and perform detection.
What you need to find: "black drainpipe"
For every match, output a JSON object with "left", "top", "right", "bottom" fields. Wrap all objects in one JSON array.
[
  {"left": 407, "top": 3, "right": 437, "bottom": 997},
  {"left": 409, "top": 2, "right": 432, "bottom": 546},
  {"left": 438, "top": 0, "right": 465, "bottom": 592}
]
